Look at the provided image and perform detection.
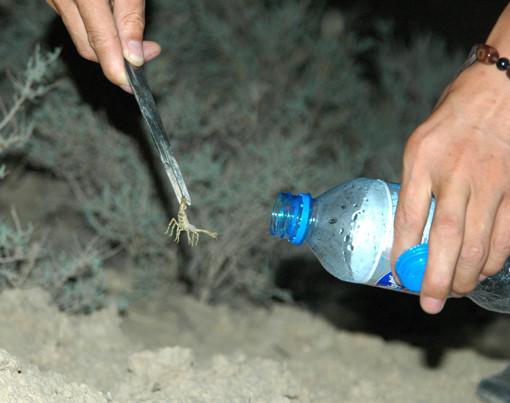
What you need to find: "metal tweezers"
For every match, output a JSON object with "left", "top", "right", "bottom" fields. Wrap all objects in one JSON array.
[{"left": 125, "top": 60, "right": 191, "bottom": 206}]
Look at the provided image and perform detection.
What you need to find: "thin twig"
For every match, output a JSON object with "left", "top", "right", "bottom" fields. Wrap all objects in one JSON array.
[{"left": 0, "top": 86, "right": 29, "bottom": 133}]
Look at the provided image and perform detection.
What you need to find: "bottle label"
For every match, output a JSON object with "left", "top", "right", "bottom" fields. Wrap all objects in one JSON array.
[{"left": 375, "top": 271, "right": 404, "bottom": 290}]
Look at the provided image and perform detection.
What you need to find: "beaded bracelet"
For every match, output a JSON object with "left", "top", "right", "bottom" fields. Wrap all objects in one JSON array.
[{"left": 474, "top": 44, "right": 510, "bottom": 77}]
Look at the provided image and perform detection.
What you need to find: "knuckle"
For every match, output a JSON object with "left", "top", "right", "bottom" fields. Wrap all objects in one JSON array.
[
  {"left": 452, "top": 276, "right": 477, "bottom": 295},
  {"left": 406, "top": 128, "right": 429, "bottom": 152},
  {"left": 482, "top": 263, "right": 502, "bottom": 277},
  {"left": 459, "top": 243, "right": 486, "bottom": 268},
  {"left": 394, "top": 205, "right": 422, "bottom": 234},
  {"left": 403, "top": 137, "right": 420, "bottom": 167},
  {"left": 87, "top": 29, "right": 118, "bottom": 50},
  {"left": 433, "top": 212, "right": 463, "bottom": 238},
  {"left": 424, "top": 276, "right": 451, "bottom": 298},
  {"left": 119, "top": 11, "right": 145, "bottom": 32},
  {"left": 403, "top": 130, "right": 433, "bottom": 172},
  {"left": 492, "top": 232, "right": 510, "bottom": 255}
]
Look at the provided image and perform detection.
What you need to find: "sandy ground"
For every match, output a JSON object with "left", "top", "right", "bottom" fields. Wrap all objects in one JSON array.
[
  {"left": 1, "top": 173, "right": 509, "bottom": 402},
  {"left": 0, "top": 286, "right": 505, "bottom": 403}
]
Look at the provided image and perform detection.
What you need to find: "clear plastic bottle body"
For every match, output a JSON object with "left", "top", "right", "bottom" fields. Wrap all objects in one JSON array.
[
  {"left": 271, "top": 177, "right": 510, "bottom": 313},
  {"left": 470, "top": 264, "right": 510, "bottom": 313},
  {"left": 305, "top": 178, "right": 434, "bottom": 290}
]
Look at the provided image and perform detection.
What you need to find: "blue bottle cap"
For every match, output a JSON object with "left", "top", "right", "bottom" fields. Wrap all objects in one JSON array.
[
  {"left": 270, "top": 192, "right": 312, "bottom": 245},
  {"left": 395, "top": 243, "right": 429, "bottom": 292}
]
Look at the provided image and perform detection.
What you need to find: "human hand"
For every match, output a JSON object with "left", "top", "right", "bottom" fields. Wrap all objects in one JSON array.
[
  {"left": 390, "top": 61, "right": 510, "bottom": 314},
  {"left": 46, "top": 0, "right": 161, "bottom": 92}
]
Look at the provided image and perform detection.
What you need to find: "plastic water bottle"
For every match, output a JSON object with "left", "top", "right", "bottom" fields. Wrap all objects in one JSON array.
[{"left": 269, "top": 177, "right": 510, "bottom": 313}]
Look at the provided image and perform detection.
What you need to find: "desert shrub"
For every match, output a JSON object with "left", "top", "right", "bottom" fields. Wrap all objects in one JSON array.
[
  {"left": 0, "top": 1, "right": 175, "bottom": 308},
  {"left": 0, "top": 208, "right": 107, "bottom": 313},
  {"left": 0, "top": 47, "right": 107, "bottom": 313},
  {"left": 34, "top": 239, "right": 107, "bottom": 313},
  {"left": 0, "top": 209, "right": 41, "bottom": 288},
  {"left": 0, "top": 0, "right": 54, "bottom": 80},
  {"left": 29, "top": 81, "right": 174, "bottom": 263},
  {"left": 0, "top": 47, "right": 60, "bottom": 177}
]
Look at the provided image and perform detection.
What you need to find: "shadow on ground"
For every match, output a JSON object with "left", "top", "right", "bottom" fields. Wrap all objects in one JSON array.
[{"left": 275, "top": 255, "right": 510, "bottom": 368}]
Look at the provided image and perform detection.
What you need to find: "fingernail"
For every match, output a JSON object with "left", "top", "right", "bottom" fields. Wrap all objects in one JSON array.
[
  {"left": 126, "top": 40, "right": 144, "bottom": 66},
  {"left": 479, "top": 274, "right": 487, "bottom": 281},
  {"left": 421, "top": 296, "right": 445, "bottom": 314},
  {"left": 120, "top": 84, "right": 133, "bottom": 94}
]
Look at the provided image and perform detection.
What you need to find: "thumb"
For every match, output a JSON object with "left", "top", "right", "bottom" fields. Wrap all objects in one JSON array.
[{"left": 114, "top": 0, "right": 146, "bottom": 66}]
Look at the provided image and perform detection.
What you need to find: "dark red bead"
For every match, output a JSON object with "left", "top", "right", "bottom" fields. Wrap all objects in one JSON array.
[{"left": 476, "top": 44, "right": 499, "bottom": 64}]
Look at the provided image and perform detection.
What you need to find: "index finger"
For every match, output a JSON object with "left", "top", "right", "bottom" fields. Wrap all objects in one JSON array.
[
  {"left": 75, "top": 0, "right": 128, "bottom": 87},
  {"left": 391, "top": 176, "right": 433, "bottom": 280}
]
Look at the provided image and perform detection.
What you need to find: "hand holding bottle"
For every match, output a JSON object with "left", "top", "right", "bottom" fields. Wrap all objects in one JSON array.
[{"left": 391, "top": 9, "right": 510, "bottom": 315}]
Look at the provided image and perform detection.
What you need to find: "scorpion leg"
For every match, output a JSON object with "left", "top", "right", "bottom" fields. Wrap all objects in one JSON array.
[
  {"left": 189, "top": 231, "right": 195, "bottom": 247},
  {"left": 166, "top": 218, "right": 177, "bottom": 237}
]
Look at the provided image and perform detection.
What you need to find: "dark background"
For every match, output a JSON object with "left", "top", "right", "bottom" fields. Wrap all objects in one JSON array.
[{"left": 330, "top": 0, "right": 508, "bottom": 50}]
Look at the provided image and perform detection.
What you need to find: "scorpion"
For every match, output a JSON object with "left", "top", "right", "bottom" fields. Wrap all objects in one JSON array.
[{"left": 166, "top": 197, "right": 218, "bottom": 246}]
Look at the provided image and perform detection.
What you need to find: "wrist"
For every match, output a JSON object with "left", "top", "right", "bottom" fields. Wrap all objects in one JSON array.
[
  {"left": 457, "top": 43, "right": 510, "bottom": 94},
  {"left": 446, "top": 61, "right": 510, "bottom": 141}
]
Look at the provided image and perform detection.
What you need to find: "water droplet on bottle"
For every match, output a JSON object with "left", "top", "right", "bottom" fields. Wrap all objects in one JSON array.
[{"left": 329, "top": 218, "right": 338, "bottom": 224}]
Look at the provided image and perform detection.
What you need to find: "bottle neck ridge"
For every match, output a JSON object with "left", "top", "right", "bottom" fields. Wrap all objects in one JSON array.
[{"left": 270, "top": 192, "right": 313, "bottom": 244}]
